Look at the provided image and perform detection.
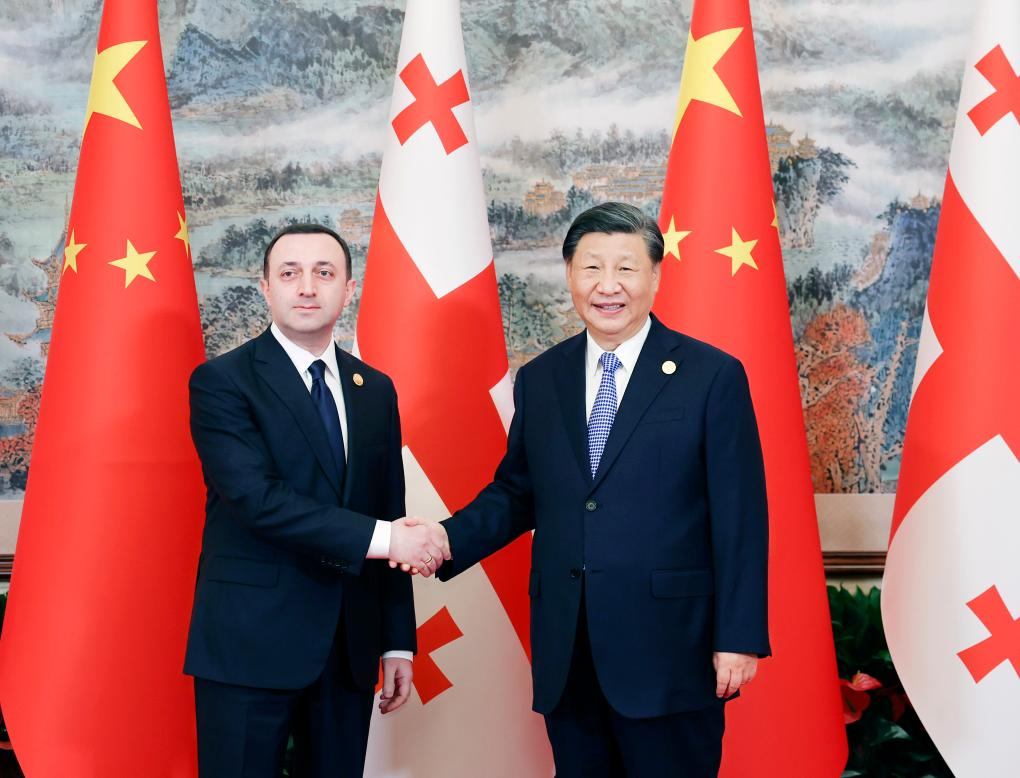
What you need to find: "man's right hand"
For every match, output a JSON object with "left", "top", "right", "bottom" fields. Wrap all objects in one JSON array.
[{"left": 387, "top": 517, "right": 450, "bottom": 577}]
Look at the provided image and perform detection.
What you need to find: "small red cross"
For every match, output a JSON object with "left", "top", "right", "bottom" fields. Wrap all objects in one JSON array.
[
  {"left": 957, "top": 585, "right": 1020, "bottom": 682},
  {"left": 391, "top": 53, "right": 470, "bottom": 154},
  {"left": 412, "top": 606, "right": 464, "bottom": 704},
  {"left": 968, "top": 45, "right": 1020, "bottom": 135}
]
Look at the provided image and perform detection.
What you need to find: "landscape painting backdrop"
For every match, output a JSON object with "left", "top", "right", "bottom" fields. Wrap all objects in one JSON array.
[{"left": 0, "top": 1, "right": 971, "bottom": 514}]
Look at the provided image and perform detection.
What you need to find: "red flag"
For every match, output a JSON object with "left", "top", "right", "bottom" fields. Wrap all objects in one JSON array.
[
  {"left": 652, "top": 0, "right": 847, "bottom": 773},
  {"left": 0, "top": 1, "right": 205, "bottom": 775},
  {"left": 881, "top": 3, "right": 1020, "bottom": 774},
  {"left": 358, "top": 0, "right": 551, "bottom": 773}
]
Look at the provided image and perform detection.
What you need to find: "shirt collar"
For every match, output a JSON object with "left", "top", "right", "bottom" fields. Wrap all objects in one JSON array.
[
  {"left": 585, "top": 315, "right": 652, "bottom": 377},
  {"left": 270, "top": 322, "right": 340, "bottom": 381}
]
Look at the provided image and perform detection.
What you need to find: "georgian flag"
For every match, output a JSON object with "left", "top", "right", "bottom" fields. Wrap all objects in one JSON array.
[
  {"left": 881, "top": 2, "right": 1020, "bottom": 775},
  {"left": 356, "top": 1, "right": 553, "bottom": 774}
]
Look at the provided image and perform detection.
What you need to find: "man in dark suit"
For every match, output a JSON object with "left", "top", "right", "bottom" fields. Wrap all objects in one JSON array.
[
  {"left": 185, "top": 224, "right": 449, "bottom": 778},
  {"left": 417, "top": 203, "right": 769, "bottom": 776}
]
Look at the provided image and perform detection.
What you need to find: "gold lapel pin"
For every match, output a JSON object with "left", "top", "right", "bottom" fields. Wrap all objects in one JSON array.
[
  {"left": 661, "top": 360, "right": 677, "bottom": 375},
  {"left": 353, "top": 373, "right": 364, "bottom": 386}
]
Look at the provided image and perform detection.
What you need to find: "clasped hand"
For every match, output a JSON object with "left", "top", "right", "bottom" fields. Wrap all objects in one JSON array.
[{"left": 387, "top": 516, "right": 450, "bottom": 577}]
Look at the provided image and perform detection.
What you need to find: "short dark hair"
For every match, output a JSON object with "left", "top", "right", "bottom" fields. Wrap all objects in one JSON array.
[
  {"left": 262, "top": 223, "right": 352, "bottom": 279},
  {"left": 562, "top": 202, "right": 664, "bottom": 264}
]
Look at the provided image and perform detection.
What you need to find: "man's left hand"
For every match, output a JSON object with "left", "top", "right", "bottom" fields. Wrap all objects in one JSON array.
[
  {"left": 713, "top": 651, "right": 757, "bottom": 699},
  {"left": 379, "top": 657, "right": 413, "bottom": 714}
]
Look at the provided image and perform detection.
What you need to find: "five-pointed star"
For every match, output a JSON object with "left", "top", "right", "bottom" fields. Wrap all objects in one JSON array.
[
  {"left": 109, "top": 239, "right": 156, "bottom": 287},
  {"left": 715, "top": 227, "right": 759, "bottom": 276},
  {"left": 175, "top": 211, "right": 191, "bottom": 259},
  {"left": 662, "top": 216, "right": 691, "bottom": 261},
  {"left": 673, "top": 27, "right": 744, "bottom": 137},
  {"left": 63, "top": 229, "right": 86, "bottom": 274},
  {"left": 771, "top": 200, "right": 779, "bottom": 229},
  {"left": 84, "top": 40, "right": 147, "bottom": 135}
]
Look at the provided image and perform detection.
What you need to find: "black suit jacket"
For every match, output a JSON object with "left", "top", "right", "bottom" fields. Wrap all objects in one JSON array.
[
  {"left": 184, "top": 328, "right": 415, "bottom": 691},
  {"left": 439, "top": 316, "right": 769, "bottom": 717}
]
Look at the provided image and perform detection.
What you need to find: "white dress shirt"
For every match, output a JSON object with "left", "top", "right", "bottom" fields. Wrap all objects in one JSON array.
[
  {"left": 584, "top": 315, "right": 652, "bottom": 420},
  {"left": 270, "top": 324, "right": 411, "bottom": 660}
]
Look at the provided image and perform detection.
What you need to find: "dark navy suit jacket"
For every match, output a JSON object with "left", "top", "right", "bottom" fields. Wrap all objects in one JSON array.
[
  {"left": 184, "top": 328, "right": 415, "bottom": 691},
  {"left": 439, "top": 316, "right": 769, "bottom": 718}
]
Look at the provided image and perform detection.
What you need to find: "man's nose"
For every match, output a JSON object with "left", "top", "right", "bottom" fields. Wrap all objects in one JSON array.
[
  {"left": 298, "top": 272, "right": 316, "bottom": 295},
  {"left": 596, "top": 273, "right": 621, "bottom": 293}
]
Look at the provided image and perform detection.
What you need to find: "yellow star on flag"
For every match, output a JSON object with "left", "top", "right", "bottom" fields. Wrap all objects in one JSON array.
[
  {"left": 662, "top": 216, "right": 691, "bottom": 261},
  {"left": 84, "top": 40, "right": 147, "bottom": 135},
  {"left": 63, "top": 229, "right": 87, "bottom": 274},
  {"left": 771, "top": 200, "right": 779, "bottom": 229},
  {"left": 109, "top": 239, "right": 156, "bottom": 287},
  {"left": 714, "top": 227, "right": 759, "bottom": 276},
  {"left": 175, "top": 211, "right": 191, "bottom": 259},
  {"left": 673, "top": 27, "right": 744, "bottom": 138}
]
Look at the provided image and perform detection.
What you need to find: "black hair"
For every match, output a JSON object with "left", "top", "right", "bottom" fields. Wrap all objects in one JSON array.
[
  {"left": 561, "top": 202, "right": 664, "bottom": 264},
  {"left": 262, "top": 223, "right": 352, "bottom": 279}
]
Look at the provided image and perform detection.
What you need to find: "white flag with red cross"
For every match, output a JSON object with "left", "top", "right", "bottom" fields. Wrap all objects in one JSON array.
[
  {"left": 356, "top": 1, "right": 553, "bottom": 774},
  {"left": 881, "top": 2, "right": 1020, "bottom": 775}
]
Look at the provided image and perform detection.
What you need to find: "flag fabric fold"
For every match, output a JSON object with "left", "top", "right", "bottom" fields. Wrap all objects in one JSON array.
[
  {"left": 0, "top": 1, "right": 206, "bottom": 776},
  {"left": 882, "top": 2, "right": 1020, "bottom": 775},
  {"left": 358, "top": 1, "right": 552, "bottom": 774},
  {"left": 652, "top": 0, "right": 847, "bottom": 774}
]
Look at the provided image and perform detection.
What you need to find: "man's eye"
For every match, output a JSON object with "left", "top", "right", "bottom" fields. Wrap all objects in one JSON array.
[
  {"left": 318, "top": 270, "right": 334, "bottom": 278},
  {"left": 281, "top": 271, "right": 295, "bottom": 278}
]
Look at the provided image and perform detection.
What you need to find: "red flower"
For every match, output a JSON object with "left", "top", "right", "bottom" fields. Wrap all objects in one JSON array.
[{"left": 841, "top": 672, "right": 882, "bottom": 723}]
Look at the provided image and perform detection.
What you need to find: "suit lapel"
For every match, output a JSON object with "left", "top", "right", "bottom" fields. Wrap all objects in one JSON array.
[
  {"left": 336, "top": 347, "right": 366, "bottom": 506},
  {"left": 553, "top": 332, "right": 592, "bottom": 485},
  {"left": 253, "top": 329, "right": 342, "bottom": 500},
  {"left": 589, "top": 317, "right": 684, "bottom": 493}
]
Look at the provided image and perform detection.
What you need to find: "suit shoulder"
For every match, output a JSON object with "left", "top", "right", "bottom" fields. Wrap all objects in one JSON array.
[
  {"left": 668, "top": 329, "right": 744, "bottom": 372},
  {"left": 338, "top": 350, "right": 396, "bottom": 393},
  {"left": 518, "top": 331, "right": 585, "bottom": 377},
  {"left": 190, "top": 337, "right": 257, "bottom": 384}
]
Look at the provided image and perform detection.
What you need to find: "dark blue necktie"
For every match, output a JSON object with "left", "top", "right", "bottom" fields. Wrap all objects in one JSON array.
[{"left": 308, "top": 359, "right": 346, "bottom": 487}]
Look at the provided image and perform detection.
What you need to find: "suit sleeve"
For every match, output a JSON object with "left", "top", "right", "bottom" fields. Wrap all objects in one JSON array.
[
  {"left": 438, "top": 366, "right": 536, "bottom": 580},
  {"left": 189, "top": 361, "right": 376, "bottom": 574},
  {"left": 379, "top": 384, "right": 416, "bottom": 653},
  {"left": 705, "top": 357, "right": 771, "bottom": 657}
]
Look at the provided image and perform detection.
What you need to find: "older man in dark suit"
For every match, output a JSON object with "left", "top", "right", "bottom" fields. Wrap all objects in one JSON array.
[{"left": 414, "top": 203, "right": 769, "bottom": 776}]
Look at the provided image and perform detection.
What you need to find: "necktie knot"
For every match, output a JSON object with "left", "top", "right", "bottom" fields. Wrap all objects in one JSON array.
[
  {"left": 309, "top": 359, "right": 328, "bottom": 382},
  {"left": 599, "top": 351, "right": 621, "bottom": 375}
]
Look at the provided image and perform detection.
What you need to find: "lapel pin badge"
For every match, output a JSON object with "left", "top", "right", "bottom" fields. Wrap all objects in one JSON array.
[
  {"left": 661, "top": 360, "right": 677, "bottom": 375},
  {"left": 353, "top": 373, "right": 364, "bottom": 386}
]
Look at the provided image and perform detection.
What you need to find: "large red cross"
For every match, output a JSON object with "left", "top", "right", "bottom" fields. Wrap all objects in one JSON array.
[
  {"left": 968, "top": 44, "right": 1020, "bottom": 135},
  {"left": 391, "top": 53, "right": 470, "bottom": 154},
  {"left": 957, "top": 585, "right": 1020, "bottom": 682},
  {"left": 358, "top": 198, "right": 534, "bottom": 662}
]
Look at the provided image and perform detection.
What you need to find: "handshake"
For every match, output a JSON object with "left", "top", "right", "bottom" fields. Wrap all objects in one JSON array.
[{"left": 387, "top": 516, "right": 451, "bottom": 578}]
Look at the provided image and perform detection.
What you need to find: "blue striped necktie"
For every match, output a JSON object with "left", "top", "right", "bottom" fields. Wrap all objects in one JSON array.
[
  {"left": 308, "top": 359, "right": 346, "bottom": 487},
  {"left": 588, "top": 351, "right": 621, "bottom": 476}
]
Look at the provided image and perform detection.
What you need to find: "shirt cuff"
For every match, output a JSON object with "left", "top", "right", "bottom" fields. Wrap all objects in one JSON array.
[
  {"left": 382, "top": 650, "right": 414, "bottom": 661},
  {"left": 366, "top": 520, "right": 392, "bottom": 559}
]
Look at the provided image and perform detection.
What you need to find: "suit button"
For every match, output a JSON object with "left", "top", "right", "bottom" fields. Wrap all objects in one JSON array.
[
  {"left": 585, "top": 500, "right": 598, "bottom": 512},
  {"left": 569, "top": 568, "right": 581, "bottom": 580}
]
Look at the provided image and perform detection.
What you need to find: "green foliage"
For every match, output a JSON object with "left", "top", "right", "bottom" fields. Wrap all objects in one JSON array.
[{"left": 829, "top": 586, "right": 952, "bottom": 778}]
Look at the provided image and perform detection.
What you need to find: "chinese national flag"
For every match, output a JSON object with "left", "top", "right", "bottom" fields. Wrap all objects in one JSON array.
[
  {"left": 358, "top": 0, "right": 551, "bottom": 774},
  {"left": 0, "top": 1, "right": 205, "bottom": 775},
  {"left": 881, "top": 2, "right": 1020, "bottom": 774},
  {"left": 652, "top": 0, "right": 847, "bottom": 774}
]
